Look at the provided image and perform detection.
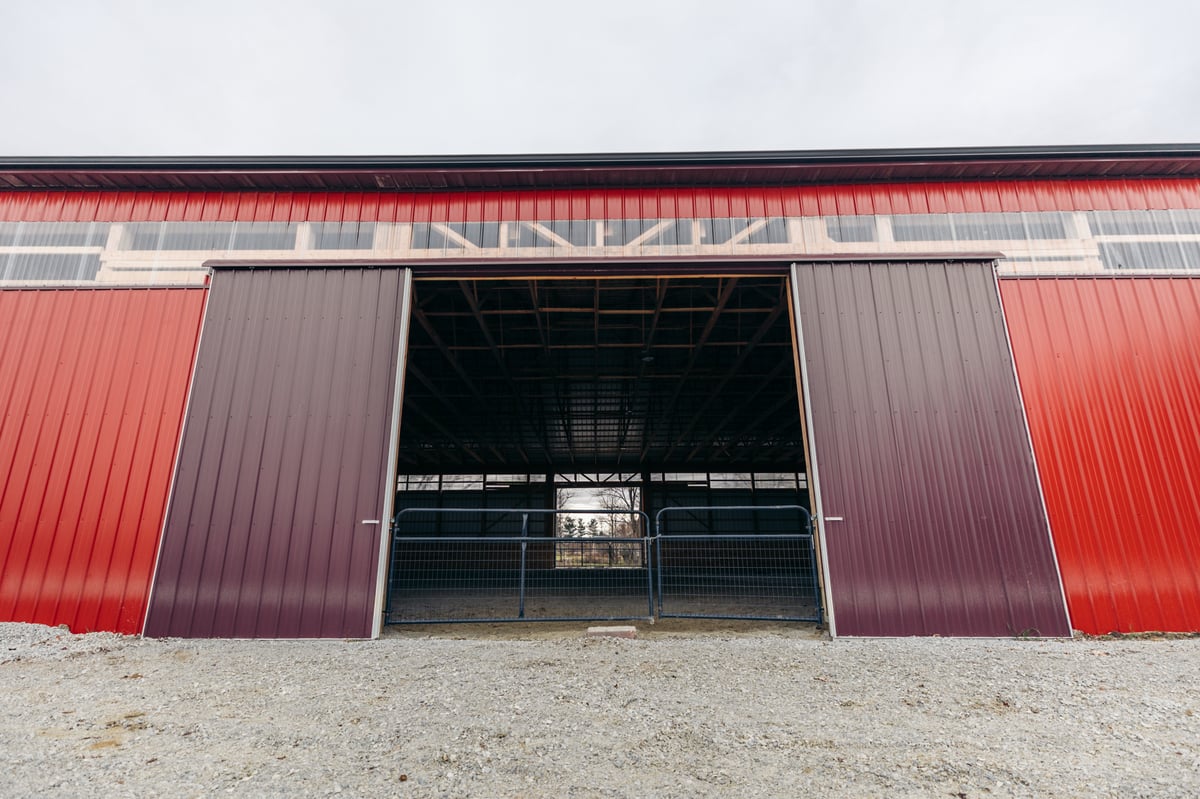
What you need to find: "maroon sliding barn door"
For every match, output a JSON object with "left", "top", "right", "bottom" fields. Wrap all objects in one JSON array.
[
  {"left": 145, "top": 266, "right": 411, "bottom": 638},
  {"left": 792, "top": 260, "right": 1070, "bottom": 637}
]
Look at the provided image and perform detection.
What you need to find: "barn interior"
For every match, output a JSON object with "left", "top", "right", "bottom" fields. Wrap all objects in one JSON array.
[{"left": 387, "top": 273, "right": 821, "bottom": 623}]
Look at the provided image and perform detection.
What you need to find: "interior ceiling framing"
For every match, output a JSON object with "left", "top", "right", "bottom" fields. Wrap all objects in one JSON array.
[{"left": 397, "top": 275, "right": 804, "bottom": 473}]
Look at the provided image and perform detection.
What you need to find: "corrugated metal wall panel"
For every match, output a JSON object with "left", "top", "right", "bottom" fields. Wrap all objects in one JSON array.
[
  {"left": 143, "top": 267, "right": 410, "bottom": 639},
  {"left": 0, "top": 288, "right": 206, "bottom": 633},
  {"left": 3, "top": 179, "right": 1200, "bottom": 223},
  {"left": 1001, "top": 277, "right": 1200, "bottom": 633},
  {"left": 794, "top": 261, "right": 1070, "bottom": 637}
]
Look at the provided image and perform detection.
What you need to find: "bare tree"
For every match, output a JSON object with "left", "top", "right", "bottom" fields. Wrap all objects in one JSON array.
[
  {"left": 594, "top": 484, "right": 643, "bottom": 566},
  {"left": 555, "top": 487, "right": 577, "bottom": 536},
  {"left": 595, "top": 485, "right": 641, "bottom": 535}
]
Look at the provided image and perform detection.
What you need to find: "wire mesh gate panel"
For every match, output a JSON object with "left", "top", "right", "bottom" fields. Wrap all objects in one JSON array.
[
  {"left": 387, "top": 508, "right": 653, "bottom": 623},
  {"left": 654, "top": 506, "right": 822, "bottom": 622},
  {"left": 387, "top": 505, "right": 823, "bottom": 625}
]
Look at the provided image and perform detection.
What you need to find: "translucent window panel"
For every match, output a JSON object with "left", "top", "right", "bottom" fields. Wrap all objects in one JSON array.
[
  {"left": 698, "top": 218, "right": 777, "bottom": 245},
  {"left": 476, "top": 222, "right": 503, "bottom": 248},
  {"left": 892, "top": 212, "right": 1068, "bottom": 241},
  {"left": 396, "top": 475, "right": 442, "bottom": 491},
  {"left": 408, "top": 222, "right": 501, "bottom": 250},
  {"left": 499, "top": 222, "right": 582, "bottom": 248},
  {"left": 312, "top": 222, "right": 376, "bottom": 249},
  {"left": 526, "top": 220, "right": 589, "bottom": 248},
  {"left": 825, "top": 216, "right": 877, "bottom": 242},
  {"left": 487, "top": 474, "right": 546, "bottom": 483},
  {"left": 409, "top": 222, "right": 435, "bottom": 250},
  {"left": 1088, "top": 209, "right": 1200, "bottom": 236},
  {"left": 0, "top": 221, "right": 109, "bottom": 247},
  {"left": 505, "top": 224, "right": 526, "bottom": 248},
  {"left": 1098, "top": 241, "right": 1200, "bottom": 270},
  {"left": 891, "top": 214, "right": 955, "bottom": 241},
  {"left": 0, "top": 252, "right": 102, "bottom": 280},
  {"left": 709, "top": 473, "right": 754, "bottom": 488},
  {"left": 943, "top": 213, "right": 1016, "bottom": 240},
  {"left": 952, "top": 212, "right": 1068, "bottom": 240},
  {"left": 641, "top": 219, "right": 694, "bottom": 247},
  {"left": 229, "top": 222, "right": 297, "bottom": 249},
  {"left": 415, "top": 223, "right": 464, "bottom": 250},
  {"left": 662, "top": 473, "right": 709, "bottom": 483},
  {"left": 557, "top": 220, "right": 592, "bottom": 247},
  {"left": 600, "top": 219, "right": 656, "bottom": 247},
  {"left": 746, "top": 218, "right": 789, "bottom": 245},
  {"left": 752, "top": 473, "right": 803, "bottom": 489},
  {"left": 123, "top": 222, "right": 297, "bottom": 250},
  {"left": 569, "top": 219, "right": 596, "bottom": 248},
  {"left": 508, "top": 223, "right": 537, "bottom": 248},
  {"left": 448, "top": 221, "right": 501, "bottom": 248},
  {"left": 1089, "top": 210, "right": 1169, "bottom": 235},
  {"left": 441, "top": 475, "right": 485, "bottom": 490},
  {"left": 1172, "top": 209, "right": 1200, "bottom": 235},
  {"left": 125, "top": 222, "right": 233, "bottom": 250}
]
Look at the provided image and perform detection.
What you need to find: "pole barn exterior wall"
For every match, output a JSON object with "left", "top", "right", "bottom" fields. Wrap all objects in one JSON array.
[
  {"left": 2, "top": 178, "right": 1199, "bottom": 225},
  {"left": 0, "top": 288, "right": 206, "bottom": 634},
  {"left": 1001, "top": 277, "right": 1200, "bottom": 634},
  {"left": 143, "top": 267, "right": 409, "bottom": 639},
  {"left": 793, "top": 261, "right": 1070, "bottom": 637}
]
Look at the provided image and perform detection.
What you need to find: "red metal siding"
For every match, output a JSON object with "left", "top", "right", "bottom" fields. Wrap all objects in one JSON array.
[
  {"left": 143, "top": 267, "right": 409, "bottom": 639},
  {"left": 1, "top": 179, "right": 1199, "bottom": 223},
  {"left": 0, "top": 288, "right": 206, "bottom": 633},
  {"left": 1001, "top": 277, "right": 1200, "bottom": 633},
  {"left": 794, "top": 261, "right": 1070, "bottom": 637}
]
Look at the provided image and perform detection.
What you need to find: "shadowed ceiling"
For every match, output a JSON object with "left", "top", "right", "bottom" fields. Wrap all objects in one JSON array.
[{"left": 397, "top": 276, "right": 805, "bottom": 473}]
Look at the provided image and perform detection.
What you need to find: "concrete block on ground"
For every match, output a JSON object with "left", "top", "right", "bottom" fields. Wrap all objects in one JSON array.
[{"left": 586, "top": 625, "right": 637, "bottom": 639}]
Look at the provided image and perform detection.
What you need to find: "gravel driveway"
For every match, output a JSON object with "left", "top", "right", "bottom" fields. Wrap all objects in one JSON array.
[{"left": 3, "top": 621, "right": 1198, "bottom": 798}]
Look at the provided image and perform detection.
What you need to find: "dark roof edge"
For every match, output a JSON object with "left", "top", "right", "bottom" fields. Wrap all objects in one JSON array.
[{"left": 3, "top": 144, "right": 1200, "bottom": 171}]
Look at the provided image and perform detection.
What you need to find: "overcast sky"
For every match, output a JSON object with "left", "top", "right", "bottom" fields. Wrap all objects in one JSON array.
[{"left": 0, "top": 1, "right": 1197, "bottom": 157}]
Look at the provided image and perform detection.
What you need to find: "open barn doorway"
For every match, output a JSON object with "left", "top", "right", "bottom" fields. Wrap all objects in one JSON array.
[{"left": 385, "top": 274, "right": 821, "bottom": 624}]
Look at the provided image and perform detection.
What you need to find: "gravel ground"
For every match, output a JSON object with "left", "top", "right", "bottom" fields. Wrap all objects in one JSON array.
[{"left": 2, "top": 621, "right": 1199, "bottom": 798}]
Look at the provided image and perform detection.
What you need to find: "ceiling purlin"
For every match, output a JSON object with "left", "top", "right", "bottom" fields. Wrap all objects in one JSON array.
[
  {"left": 527, "top": 280, "right": 577, "bottom": 468},
  {"left": 661, "top": 296, "right": 788, "bottom": 462},
  {"left": 401, "top": 396, "right": 488, "bottom": 467},
  {"left": 615, "top": 278, "right": 671, "bottom": 467},
  {"left": 412, "top": 307, "right": 486, "bottom": 403},
  {"left": 410, "top": 306, "right": 512, "bottom": 465},
  {"left": 684, "top": 358, "right": 793, "bottom": 462},
  {"left": 456, "top": 279, "right": 540, "bottom": 464},
  {"left": 640, "top": 278, "right": 740, "bottom": 462},
  {"left": 706, "top": 390, "right": 801, "bottom": 462},
  {"left": 592, "top": 281, "right": 601, "bottom": 462},
  {"left": 407, "top": 362, "right": 506, "bottom": 465}
]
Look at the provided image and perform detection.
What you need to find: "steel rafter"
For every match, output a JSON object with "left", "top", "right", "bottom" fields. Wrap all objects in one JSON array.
[{"left": 398, "top": 276, "right": 804, "bottom": 473}]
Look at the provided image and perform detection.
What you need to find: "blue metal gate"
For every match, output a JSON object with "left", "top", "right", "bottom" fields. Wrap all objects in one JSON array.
[
  {"left": 654, "top": 505, "right": 823, "bottom": 623},
  {"left": 387, "top": 507, "right": 653, "bottom": 623},
  {"left": 386, "top": 505, "right": 822, "bottom": 624}
]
